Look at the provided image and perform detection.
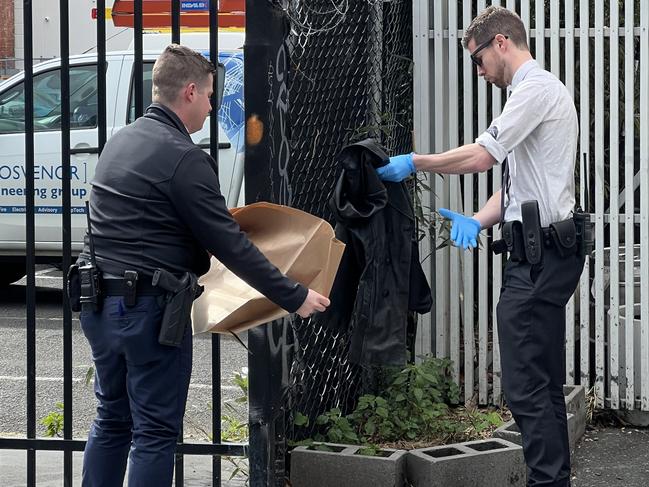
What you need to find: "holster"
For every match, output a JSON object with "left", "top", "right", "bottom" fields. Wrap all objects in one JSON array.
[
  {"left": 153, "top": 268, "right": 204, "bottom": 347},
  {"left": 521, "top": 200, "right": 542, "bottom": 265},
  {"left": 549, "top": 218, "right": 578, "bottom": 258},
  {"left": 573, "top": 209, "right": 594, "bottom": 258},
  {"left": 496, "top": 220, "right": 525, "bottom": 262},
  {"left": 67, "top": 264, "right": 82, "bottom": 313},
  {"left": 68, "top": 261, "right": 102, "bottom": 313}
]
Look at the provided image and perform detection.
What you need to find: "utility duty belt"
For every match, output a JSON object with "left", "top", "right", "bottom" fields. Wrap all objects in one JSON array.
[
  {"left": 492, "top": 201, "right": 594, "bottom": 263},
  {"left": 67, "top": 265, "right": 204, "bottom": 348}
]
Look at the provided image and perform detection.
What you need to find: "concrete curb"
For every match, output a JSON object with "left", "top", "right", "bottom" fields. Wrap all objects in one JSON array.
[
  {"left": 406, "top": 438, "right": 525, "bottom": 487},
  {"left": 290, "top": 443, "right": 407, "bottom": 487}
]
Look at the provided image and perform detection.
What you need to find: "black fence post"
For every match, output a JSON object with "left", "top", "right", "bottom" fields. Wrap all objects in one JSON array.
[{"left": 245, "top": 1, "right": 292, "bottom": 485}]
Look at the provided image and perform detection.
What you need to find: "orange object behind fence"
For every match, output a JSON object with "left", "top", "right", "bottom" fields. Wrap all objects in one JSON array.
[{"left": 111, "top": 0, "right": 245, "bottom": 29}]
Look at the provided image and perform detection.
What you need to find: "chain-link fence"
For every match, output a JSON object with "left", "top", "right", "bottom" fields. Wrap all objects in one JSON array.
[{"left": 263, "top": 0, "right": 415, "bottom": 442}]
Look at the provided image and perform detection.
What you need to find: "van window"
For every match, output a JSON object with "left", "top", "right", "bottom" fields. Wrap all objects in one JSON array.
[
  {"left": 0, "top": 65, "right": 99, "bottom": 134},
  {"left": 127, "top": 63, "right": 154, "bottom": 124}
]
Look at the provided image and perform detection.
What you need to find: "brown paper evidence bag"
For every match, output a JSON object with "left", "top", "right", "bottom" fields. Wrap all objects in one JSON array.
[{"left": 192, "top": 202, "right": 345, "bottom": 335}]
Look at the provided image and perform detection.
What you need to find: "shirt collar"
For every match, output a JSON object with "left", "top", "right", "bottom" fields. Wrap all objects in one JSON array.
[
  {"left": 145, "top": 102, "right": 192, "bottom": 140},
  {"left": 510, "top": 59, "right": 538, "bottom": 90}
]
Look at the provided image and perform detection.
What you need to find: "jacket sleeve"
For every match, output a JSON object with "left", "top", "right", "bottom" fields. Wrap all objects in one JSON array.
[{"left": 167, "top": 149, "right": 308, "bottom": 313}]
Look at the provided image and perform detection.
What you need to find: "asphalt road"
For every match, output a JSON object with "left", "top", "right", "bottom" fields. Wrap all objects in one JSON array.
[{"left": 0, "top": 266, "right": 249, "bottom": 442}]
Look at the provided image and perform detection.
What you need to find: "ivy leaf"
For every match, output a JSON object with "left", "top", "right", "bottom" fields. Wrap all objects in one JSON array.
[{"left": 294, "top": 412, "right": 309, "bottom": 427}]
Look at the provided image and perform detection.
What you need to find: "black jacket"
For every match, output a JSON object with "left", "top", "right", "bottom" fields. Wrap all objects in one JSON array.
[
  {"left": 326, "top": 139, "right": 432, "bottom": 365},
  {"left": 82, "top": 103, "right": 306, "bottom": 312}
]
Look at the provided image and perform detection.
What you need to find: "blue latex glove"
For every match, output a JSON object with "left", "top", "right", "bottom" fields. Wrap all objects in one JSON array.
[
  {"left": 438, "top": 208, "right": 481, "bottom": 249},
  {"left": 375, "top": 152, "right": 416, "bottom": 182}
]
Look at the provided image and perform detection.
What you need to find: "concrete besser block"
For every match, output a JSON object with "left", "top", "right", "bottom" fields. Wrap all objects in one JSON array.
[
  {"left": 406, "top": 438, "right": 525, "bottom": 487},
  {"left": 563, "top": 384, "right": 586, "bottom": 440},
  {"left": 493, "top": 413, "right": 578, "bottom": 451},
  {"left": 290, "top": 443, "right": 407, "bottom": 487}
]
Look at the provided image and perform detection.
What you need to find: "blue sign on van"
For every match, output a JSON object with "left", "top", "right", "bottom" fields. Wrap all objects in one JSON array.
[{"left": 181, "top": 1, "right": 209, "bottom": 10}]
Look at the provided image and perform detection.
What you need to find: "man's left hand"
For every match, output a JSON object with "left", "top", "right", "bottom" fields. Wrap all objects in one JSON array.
[{"left": 438, "top": 208, "right": 481, "bottom": 249}]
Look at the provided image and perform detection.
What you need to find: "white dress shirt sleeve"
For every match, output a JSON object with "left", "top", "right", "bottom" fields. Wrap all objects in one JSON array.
[{"left": 475, "top": 81, "right": 552, "bottom": 164}]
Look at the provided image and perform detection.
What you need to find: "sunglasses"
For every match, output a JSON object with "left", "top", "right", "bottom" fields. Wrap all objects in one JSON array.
[{"left": 470, "top": 35, "right": 508, "bottom": 67}]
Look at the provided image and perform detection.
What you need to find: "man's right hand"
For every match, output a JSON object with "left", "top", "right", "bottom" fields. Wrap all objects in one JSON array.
[
  {"left": 296, "top": 289, "right": 331, "bottom": 318},
  {"left": 375, "top": 153, "right": 416, "bottom": 182}
]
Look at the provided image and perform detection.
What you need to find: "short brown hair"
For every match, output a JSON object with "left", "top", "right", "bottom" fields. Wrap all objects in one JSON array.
[
  {"left": 462, "top": 6, "right": 528, "bottom": 50},
  {"left": 152, "top": 44, "right": 217, "bottom": 104}
]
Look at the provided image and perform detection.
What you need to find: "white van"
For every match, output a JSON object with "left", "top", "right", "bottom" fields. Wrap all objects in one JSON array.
[{"left": 0, "top": 44, "right": 244, "bottom": 286}]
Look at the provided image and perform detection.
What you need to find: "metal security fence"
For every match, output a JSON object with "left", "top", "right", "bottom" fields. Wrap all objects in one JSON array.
[
  {"left": 414, "top": 0, "right": 649, "bottom": 412},
  {"left": 0, "top": 1, "right": 245, "bottom": 486},
  {"left": 244, "top": 0, "right": 413, "bottom": 483}
]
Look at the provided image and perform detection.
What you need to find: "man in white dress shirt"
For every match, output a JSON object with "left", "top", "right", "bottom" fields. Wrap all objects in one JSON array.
[{"left": 376, "top": 6, "right": 584, "bottom": 487}]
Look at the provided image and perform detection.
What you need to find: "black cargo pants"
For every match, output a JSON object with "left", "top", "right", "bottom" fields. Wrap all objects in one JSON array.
[{"left": 497, "top": 244, "right": 585, "bottom": 487}]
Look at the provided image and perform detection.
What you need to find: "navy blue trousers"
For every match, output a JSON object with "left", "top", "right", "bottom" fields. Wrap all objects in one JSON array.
[
  {"left": 497, "top": 246, "right": 584, "bottom": 487},
  {"left": 80, "top": 295, "right": 193, "bottom": 487}
]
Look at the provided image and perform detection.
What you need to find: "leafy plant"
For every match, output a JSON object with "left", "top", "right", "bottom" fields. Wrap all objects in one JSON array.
[
  {"left": 294, "top": 356, "right": 505, "bottom": 449},
  {"left": 40, "top": 402, "right": 64, "bottom": 438}
]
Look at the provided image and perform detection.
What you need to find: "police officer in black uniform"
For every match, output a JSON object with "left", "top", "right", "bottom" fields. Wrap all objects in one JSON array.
[
  {"left": 77, "top": 44, "right": 330, "bottom": 487},
  {"left": 376, "top": 7, "right": 585, "bottom": 487}
]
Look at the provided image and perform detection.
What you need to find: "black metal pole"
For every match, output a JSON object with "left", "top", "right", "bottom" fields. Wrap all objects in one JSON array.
[
  {"left": 245, "top": 2, "right": 292, "bottom": 485},
  {"left": 171, "top": 0, "right": 180, "bottom": 44},
  {"left": 23, "top": 1, "right": 36, "bottom": 486},
  {"left": 134, "top": 0, "right": 143, "bottom": 119},
  {"left": 59, "top": 0, "right": 73, "bottom": 484},
  {"left": 209, "top": 5, "right": 223, "bottom": 485},
  {"left": 97, "top": 0, "right": 107, "bottom": 152}
]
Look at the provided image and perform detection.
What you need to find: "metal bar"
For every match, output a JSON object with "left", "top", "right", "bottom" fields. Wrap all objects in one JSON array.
[
  {"left": 0, "top": 438, "right": 246, "bottom": 456},
  {"left": 448, "top": 1, "right": 460, "bottom": 389},
  {"left": 97, "top": 0, "right": 107, "bottom": 152},
  {"left": 564, "top": 0, "right": 576, "bottom": 387},
  {"left": 134, "top": 0, "right": 144, "bottom": 119},
  {"left": 59, "top": 0, "right": 73, "bottom": 484},
  {"left": 433, "top": 0, "right": 450, "bottom": 360},
  {"left": 462, "top": 0, "right": 475, "bottom": 404},
  {"left": 211, "top": 338, "right": 222, "bottom": 485},
  {"left": 172, "top": 0, "right": 181, "bottom": 44},
  {"left": 521, "top": 0, "right": 531, "bottom": 48},
  {"left": 624, "top": 0, "right": 636, "bottom": 410},
  {"left": 608, "top": 0, "right": 621, "bottom": 410},
  {"left": 594, "top": 0, "right": 605, "bottom": 409},
  {"left": 428, "top": 27, "right": 645, "bottom": 39},
  {"left": 535, "top": 0, "right": 545, "bottom": 69},
  {"left": 579, "top": 0, "right": 591, "bottom": 391},
  {"left": 69, "top": 147, "right": 102, "bottom": 155},
  {"left": 550, "top": 0, "right": 560, "bottom": 78},
  {"left": 482, "top": 0, "right": 502, "bottom": 407},
  {"left": 474, "top": 0, "right": 487, "bottom": 406},
  {"left": 208, "top": 5, "right": 223, "bottom": 483},
  {"left": 22, "top": 1, "right": 36, "bottom": 485},
  {"left": 640, "top": 0, "right": 649, "bottom": 411},
  {"left": 413, "top": 0, "right": 433, "bottom": 359},
  {"left": 498, "top": 0, "right": 517, "bottom": 406}
]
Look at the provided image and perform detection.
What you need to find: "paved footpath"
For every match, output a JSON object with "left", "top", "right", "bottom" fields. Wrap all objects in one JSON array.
[
  {"left": 0, "top": 450, "right": 247, "bottom": 486},
  {"left": 571, "top": 425, "right": 649, "bottom": 487},
  {"left": 2, "top": 425, "right": 649, "bottom": 485}
]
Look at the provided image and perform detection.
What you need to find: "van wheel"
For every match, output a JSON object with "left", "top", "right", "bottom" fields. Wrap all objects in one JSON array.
[{"left": 0, "top": 263, "right": 25, "bottom": 287}]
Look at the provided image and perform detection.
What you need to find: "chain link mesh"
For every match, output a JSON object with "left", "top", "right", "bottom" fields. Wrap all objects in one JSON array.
[{"left": 268, "top": 0, "right": 414, "bottom": 441}]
